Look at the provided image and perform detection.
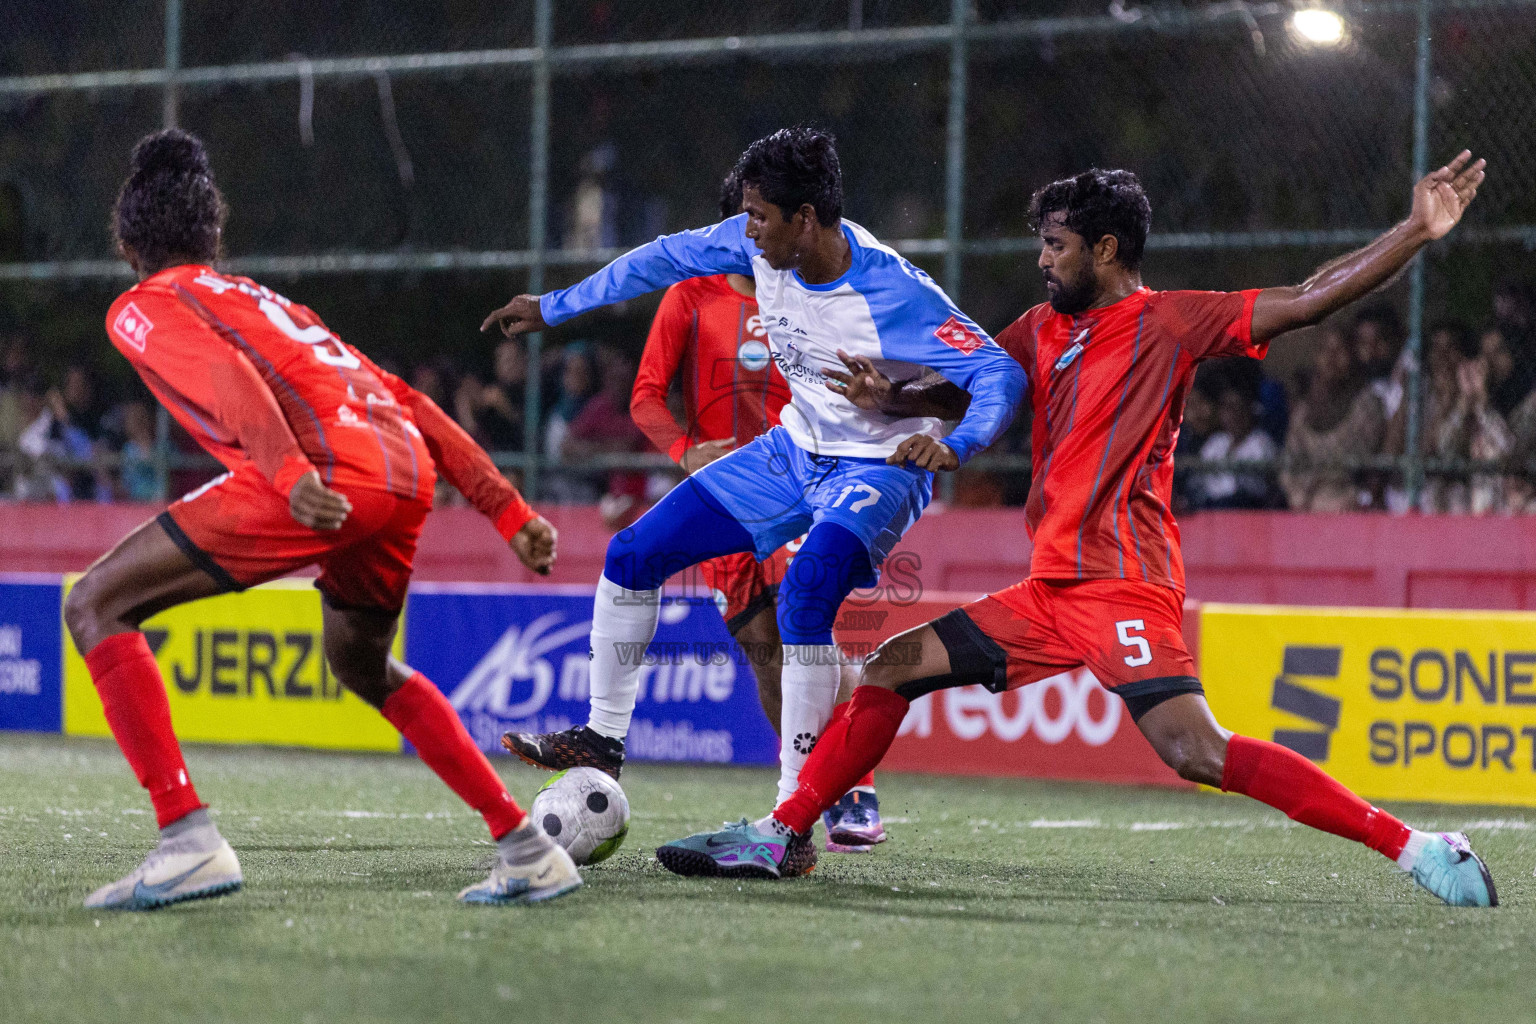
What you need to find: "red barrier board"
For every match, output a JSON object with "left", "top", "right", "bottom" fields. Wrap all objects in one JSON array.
[{"left": 833, "top": 593, "right": 1195, "bottom": 787}]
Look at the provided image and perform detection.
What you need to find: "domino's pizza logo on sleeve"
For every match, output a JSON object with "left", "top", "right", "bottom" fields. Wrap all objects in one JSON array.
[
  {"left": 112, "top": 302, "right": 154, "bottom": 353},
  {"left": 934, "top": 315, "right": 986, "bottom": 355}
]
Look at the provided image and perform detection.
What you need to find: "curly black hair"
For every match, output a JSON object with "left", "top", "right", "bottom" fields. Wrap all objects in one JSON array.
[
  {"left": 733, "top": 126, "right": 843, "bottom": 225},
  {"left": 1029, "top": 169, "right": 1151, "bottom": 271},
  {"left": 718, "top": 169, "right": 744, "bottom": 220},
  {"left": 112, "top": 128, "right": 226, "bottom": 273}
]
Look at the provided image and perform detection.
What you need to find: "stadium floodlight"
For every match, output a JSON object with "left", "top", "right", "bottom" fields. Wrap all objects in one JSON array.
[{"left": 1290, "top": 8, "right": 1346, "bottom": 46}]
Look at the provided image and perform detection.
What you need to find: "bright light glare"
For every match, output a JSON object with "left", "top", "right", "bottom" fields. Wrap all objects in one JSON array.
[{"left": 1291, "top": 8, "right": 1346, "bottom": 45}]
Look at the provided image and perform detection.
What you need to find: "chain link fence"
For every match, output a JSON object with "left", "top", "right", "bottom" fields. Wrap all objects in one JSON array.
[{"left": 2, "top": 0, "right": 1534, "bottom": 509}]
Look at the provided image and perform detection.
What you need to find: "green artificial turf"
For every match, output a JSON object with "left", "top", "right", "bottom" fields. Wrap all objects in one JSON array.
[{"left": 2, "top": 732, "right": 1532, "bottom": 1023}]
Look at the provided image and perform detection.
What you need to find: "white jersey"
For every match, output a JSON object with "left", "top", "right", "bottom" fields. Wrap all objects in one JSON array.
[{"left": 540, "top": 215, "right": 1025, "bottom": 463}]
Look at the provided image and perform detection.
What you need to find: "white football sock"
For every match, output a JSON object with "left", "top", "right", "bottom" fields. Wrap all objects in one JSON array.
[
  {"left": 1397, "top": 829, "right": 1433, "bottom": 871},
  {"left": 775, "top": 643, "right": 843, "bottom": 807},
  {"left": 586, "top": 575, "right": 661, "bottom": 740}
]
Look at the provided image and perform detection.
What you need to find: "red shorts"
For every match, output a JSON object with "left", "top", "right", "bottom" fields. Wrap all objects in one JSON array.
[
  {"left": 934, "top": 578, "right": 1199, "bottom": 713},
  {"left": 159, "top": 462, "right": 429, "bottom": 613},
  {"left": 698, "top": 536, "right": 800, "bottom": 634}
]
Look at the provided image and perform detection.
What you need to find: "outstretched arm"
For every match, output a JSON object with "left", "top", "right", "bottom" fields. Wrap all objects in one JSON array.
[
  {"left": 1250, "top": 151, "right": 1485, "bottom": 343},
  {"left": 481, "top": 217, "right": 755, "bottom": 337}
]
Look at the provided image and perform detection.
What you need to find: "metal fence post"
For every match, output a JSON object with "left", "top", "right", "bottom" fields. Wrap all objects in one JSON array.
[
  {"left": 523, "top": 0, "right": 552, "bottom": 501},
  {"left": 941, "top": 0, "right": 969, "bottom": 504},
  {"left": 152, "top": 0, "right": 184, "bottom": 501},
  {"left": 1403, "top": 0, "right": 1432, "bottom": 510}
]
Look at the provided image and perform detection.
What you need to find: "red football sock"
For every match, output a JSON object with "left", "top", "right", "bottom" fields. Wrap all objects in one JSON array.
[
  {"left": 382, "top": 673, "right": 526, "bottom": 839},
  {"left": 854, "top": 771, "right": 876, "bottom": 790},
  {"left": 776, "top": 687, "right": 908, "bottom": 835},
  {"left": 84, "top": 632, "right": 202, "bottom": 829},
  {"left": 1221, "top": 733, "right": 1409, "bottom": 861}
]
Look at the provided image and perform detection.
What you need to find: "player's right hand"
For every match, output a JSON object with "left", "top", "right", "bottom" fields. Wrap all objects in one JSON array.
[
  {"left": 480, "top": 294, "right": 548, "bottom": 337},
  {"left": 511, "top": 515, "right": 558, "bottom": 576},
  {"left": 289, "top": 470, "right": 352, "bottom": 531},
  {"left": 823, "top": 349, "right": 892, "bottom": 411},
  {"left": 680, "top": 438, "right": 735, "bottom": 474}
]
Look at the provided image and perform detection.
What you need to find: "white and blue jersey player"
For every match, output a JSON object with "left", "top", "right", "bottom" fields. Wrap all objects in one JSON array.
[{"left": 486, "top": 129, "right": 1025, "bottom": 837}]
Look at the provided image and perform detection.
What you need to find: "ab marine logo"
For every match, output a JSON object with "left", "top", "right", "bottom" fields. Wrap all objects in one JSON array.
[{"left": 1269, "top": 645, "right": 1343, "bottom": 761}]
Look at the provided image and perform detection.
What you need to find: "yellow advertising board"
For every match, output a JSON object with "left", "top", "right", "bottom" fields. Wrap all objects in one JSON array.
[
  {"left": 64, "top": 578, "right": 401, "bottom": 752},
  {"left": 1201, "top": 603, "right": 1536, "bottom": 807}
]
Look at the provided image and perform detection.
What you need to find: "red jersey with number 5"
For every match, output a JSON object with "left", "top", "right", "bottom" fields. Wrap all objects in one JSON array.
[
  {"left": 106, "top": 264, "right": 435, "bottom": 503},
  {"left": 994, "top": 286, "right": 1264, "bottom": 593}
]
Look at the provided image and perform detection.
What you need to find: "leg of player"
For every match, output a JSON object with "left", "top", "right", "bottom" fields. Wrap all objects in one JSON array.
[
  {"left": 653, "top": 605, "right": 938, "bottom": 880},
  {"left": 317, "top": 601, "right": 580, "bottom": 905},
  {"left": 502, "top": 477, "right": 756, "bottom": 777},
  {"left": 733, "top": 604, "right": 784, "bottom": 729},
  {"left": 63, "top": 518, "right": 244, "bottom": 911},
  {"left": 733, "top": 601, "right": 882, "bottom": 853},
  {"left": 822, "top": 655, "right": 884, "bottom": 854},
  {"left": 1135, "top": 693, "right": 1497, "bottom": 908}
]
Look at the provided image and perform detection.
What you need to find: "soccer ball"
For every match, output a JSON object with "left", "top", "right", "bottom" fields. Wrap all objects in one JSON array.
[{"left": 530, "top": 767, "right": 630, "bottom": 865}]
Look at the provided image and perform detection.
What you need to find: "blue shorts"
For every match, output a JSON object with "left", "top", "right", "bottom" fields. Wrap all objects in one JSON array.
[{"left": 692, "top": 427, "right": 932, "bottom": 586}]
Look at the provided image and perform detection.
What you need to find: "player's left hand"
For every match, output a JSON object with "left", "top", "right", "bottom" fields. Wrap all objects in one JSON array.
[
  {"left": 289, "top": 470, "right": 352, "bottom": 531},
  {"left": 511, "top": 515, "right": 557, "bottom": 576},
  {"left": 1409, "top": 150, "right": 1485, "bottom": 241},
  {"left": 823, "top": 349, "right": 892, "bottom": 411},
  {"left": 888, "top": 434, "right": 959, "bottom": 471},
  {"left": 480, "top": 294, "right": 548, "bottom": 337}
]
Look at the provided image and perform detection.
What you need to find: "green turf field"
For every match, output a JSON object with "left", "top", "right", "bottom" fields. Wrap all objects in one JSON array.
[{"left": 2, "top": 733, "right": 1531, "bottom": 1024}]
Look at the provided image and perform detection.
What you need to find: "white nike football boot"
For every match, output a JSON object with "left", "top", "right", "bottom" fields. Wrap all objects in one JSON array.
[
  {"left": 84, "top": 833, "right": 243, "bottom": 911},
  {"left": 458, "top": 844, "right": 583, "bottom": 905}
]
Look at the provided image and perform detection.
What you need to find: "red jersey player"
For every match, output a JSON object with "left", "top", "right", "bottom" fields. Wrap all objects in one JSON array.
[
  {"left": 66, "top": 129, "right": 578, "bottom": 910},
  {"left": 509, "top": 175, "right": 888, "bottom": 852},
  {"left": 658, "top": 156, "right": 1500, "bottom": 908}
]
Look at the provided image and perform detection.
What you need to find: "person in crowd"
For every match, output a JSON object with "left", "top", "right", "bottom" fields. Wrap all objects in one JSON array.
[
  {"left": 115, "top": 400, "right": 162, "bottom": 502},
  {"left": 1172, "top": 375, "right": 1219, "bottom": 513},
  {"left": 1476, "top": 325, "right": 1526, "bottom": 418},
  {"left": 1192, "top": 382, "right": 1279, "bottom": 509},
  {"left": 563, "top": 346, "right": 650, "bottom": 528},
  {"left": 1385, "top": 321, "right": 1511, "bottom": 513},
  {"left": 1280, "top": 326, "right": 1386, "bottom": 512},
  {"left": 17, "top": 367, "right": 103, "bottom": 501},
  {"left": 542, "top": 342, "right": 600, "bottom": 503},
  {"left": 1353, "top": 306, "right": 1407, "bottom": 421},
  {"left": 1431, "top": 350, "right": 1513, "bottom": 514},
  {"left": 467, "top": 340, "right": 529, "bottom": 454}
]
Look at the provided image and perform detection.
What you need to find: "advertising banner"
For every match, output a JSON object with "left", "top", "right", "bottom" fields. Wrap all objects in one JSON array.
[
  {"left": 1201, "top": 603, "right": 1536, "bottom": 806},
  {"left": 403, "top": 584, "right": 779, "bottom": 765},
  {"left": 0, "top": 576, "right": 64, "bottom": 733},
  {"left": 63, "top": 578, "right": 401, "bottom": 752}
]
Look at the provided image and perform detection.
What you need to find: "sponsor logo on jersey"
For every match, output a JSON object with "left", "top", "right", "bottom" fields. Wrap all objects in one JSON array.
[
  {"left": 737, "top": 339, "right": 771, "bottom": 372},
  {"left": 934, "top": 315, "right": 986, "bottom": 354},
  {"left": 112, "top": 302, "right": 154, "bottom": 353},
  {"left": 335, "top": 404, "right": 368, "bottom": 428}
]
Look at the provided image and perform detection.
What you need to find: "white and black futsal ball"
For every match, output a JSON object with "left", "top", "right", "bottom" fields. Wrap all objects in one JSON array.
[{"left": 530, "top": 767, "right": 630, "bottom": 865}]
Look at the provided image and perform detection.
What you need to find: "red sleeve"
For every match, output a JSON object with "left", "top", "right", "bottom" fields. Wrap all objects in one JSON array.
[
  {"left": 108, "top": 289, "right": 315, "bottom": 497},
  {"left": 1158, "top": 289, "right": 1265, "bottom": 360},
  {"left": 631, "top": 282, "right": 694, "bottom": 462},
  {"left": 345, "top": 344, "right": 537, "bottom": 540},
  {"left": 993, "top": 308, "right": 1040, "bottom": 404}
]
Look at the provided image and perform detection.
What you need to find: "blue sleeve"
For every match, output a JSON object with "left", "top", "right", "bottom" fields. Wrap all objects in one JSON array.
[
  {"left": 863, "top": 260, "right": 1028, "bottom": 464},
  {"left": 539, "top": 215, "right": 755, "bottom": 326}
]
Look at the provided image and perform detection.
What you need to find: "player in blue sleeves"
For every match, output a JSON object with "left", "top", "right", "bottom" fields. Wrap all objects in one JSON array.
[{"left": 484, "top": 128, "right": 1025, "bottom": 870}]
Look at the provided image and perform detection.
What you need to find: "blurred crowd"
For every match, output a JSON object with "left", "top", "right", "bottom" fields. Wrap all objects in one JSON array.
[
  {"left": 3, "top": 281, "right": 1535, "bottom": 518},
  {"left": 1164, "top": 279, "right": 1536, "bottom": 515}
]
